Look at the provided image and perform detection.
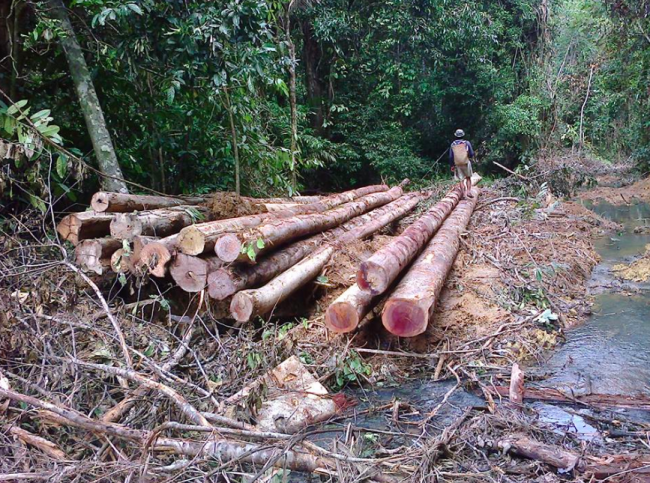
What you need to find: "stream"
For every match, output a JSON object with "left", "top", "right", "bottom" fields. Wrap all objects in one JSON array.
[{"left": 540, "top": 200, "right": 650, "bottom": 396}]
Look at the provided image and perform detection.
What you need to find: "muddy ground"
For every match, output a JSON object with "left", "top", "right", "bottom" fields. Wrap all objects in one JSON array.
[{"left": 1, "top": 154, "right": 650, "bottom": 482}]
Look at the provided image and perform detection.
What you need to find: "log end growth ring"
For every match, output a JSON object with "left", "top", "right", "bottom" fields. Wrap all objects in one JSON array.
[
  {"left": 138, "top": 242, "right": 172, "bottom": 278},
  {"left": 382, "top": 299, "right": 427, "bottom": 338},
  {"left": 207, "top": 269, "right": 238, "bottom": 300},
  {"left": 177, "top": 226, "right": 204, "bottom": 256},
  {"left": 215, "top": 233, "right": 243, "bottom": 263},
  {"left": 90, "top": 192, "right": 110, "bottom": 212},
  {"left": 325, "top": 302, "right": 359, "bottom": 333},
  {"left": 170, "top": 254, "right": 208, "bottom": 292},
  {"left": 230, "top": 292, "right": 254, "bottom": 323}
]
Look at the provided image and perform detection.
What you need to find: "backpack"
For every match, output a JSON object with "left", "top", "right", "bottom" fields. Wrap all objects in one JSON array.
[{"left": 451, "top": 141, "right": 470, "bottom": 166}]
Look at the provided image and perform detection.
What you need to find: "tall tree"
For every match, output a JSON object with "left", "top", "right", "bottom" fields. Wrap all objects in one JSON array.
[{"left": 46, "top": 0, "right": 128, "bottom": 193}]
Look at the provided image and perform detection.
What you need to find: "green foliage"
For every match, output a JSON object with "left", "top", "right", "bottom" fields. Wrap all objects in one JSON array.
[{"left": 332, "top": 350, "right": 372, "bottom": 390}]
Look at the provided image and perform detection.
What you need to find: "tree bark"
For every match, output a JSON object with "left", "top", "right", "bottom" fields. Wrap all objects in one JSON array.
[
  {"left": 382, "top": 188, "right": 479, "bottom": 337},
  {"left": 91, "top": 191, "right": 208, "bottom": 212},
  {"left": 57, "top": 211, "right": 115, "bottom": 245},
  {"left": 47, "top": 0, "right": 128, "bottom": 193},
  {"left": 358, "top": 184, "right": 464, "bottom": 295},
  {"left": 75, "top": 237, "right": 122, "bottom": 274},
  {"left": 325, "top": 284, "right": 374, "bottom": 333},
  {"left": 216, "top": 185, "right": 405, "bottom": 264},
  {"left": 110, "top": 206, "right": 210, "bottom": 240},
  {"left": 135, "top": 234, "right": 178, "bottom": 277},
  {"left": 230, "top": 192, "right": 425, "bottom": 322},
  {"left": 179, "top": 184, "right": 388, "bottom": 256},
  {"left": 170, "top": 254, "right": 223, "bottom": 293}
]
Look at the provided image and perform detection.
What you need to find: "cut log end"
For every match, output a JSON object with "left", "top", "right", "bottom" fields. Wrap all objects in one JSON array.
[
  {"left": 357, "top": 261, "right": 389, "bottom": 295},
  {"left": 90, "top": 192, "right": 110, "bottom": 212},
  {"left": 215, "top": 233, "right": 243, "bottom": 263},
  {"left": 137, "top": 242, "right": 172, "bottom": 278},
  {"left": 382, "top": 299, "right": 427, "bottom": 338},
  {"left": 177, "top": 226, "right": 205, "bottom": 256},
  {"left": 325, "top": 302, "right": 359, "bottom": 333},
  {"left": 170, "top": 254, "right": 208, "bottom": 292},
  {"left": 230, "top": 292, "right": 254, "bottom": 323},
  {"left": 207, "top": 269, "right": 238, "bottom": 300}
]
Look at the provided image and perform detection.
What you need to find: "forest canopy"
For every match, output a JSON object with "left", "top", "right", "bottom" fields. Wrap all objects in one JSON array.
[{"left": 0, "top": 0, "right": 648, "bottom": 205}]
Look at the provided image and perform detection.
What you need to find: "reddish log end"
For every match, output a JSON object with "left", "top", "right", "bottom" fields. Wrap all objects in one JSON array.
[
  {"left": 170, "top": 254, "right": 209, "bottom": 292},
  {"left": 137, "top": 242, "right": 172, "bottom": 277},
  {"left": 207, "top": 268, "right": 238, "bottom": 300},
  {"left": 230, "top": 292, "right": 255, "bottom": 322},
  {"left": 325, "top": 302, "right": 360, "bottom": 333},
  {"left": 215, "top": 233, "right": 243, "bottom": 263},
  {"left": 382, "top": 299, "right": 428, "bottom": 337}
]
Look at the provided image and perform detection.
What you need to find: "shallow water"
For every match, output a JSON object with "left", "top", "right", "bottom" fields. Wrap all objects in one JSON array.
[{"left": 542, "top": 200, "right": 650, "bottom": 396}]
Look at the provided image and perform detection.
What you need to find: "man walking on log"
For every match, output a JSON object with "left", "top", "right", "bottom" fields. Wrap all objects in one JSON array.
[{"left": 449, "top": 129, "right": 475, "bottom": 198}]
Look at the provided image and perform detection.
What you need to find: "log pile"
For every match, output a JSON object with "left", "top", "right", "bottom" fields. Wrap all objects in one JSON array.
[
  {"left": 59, "top": 184, "right": 436, "bottom": 325},
  {"left": 326, "top": 175, "right": 481, "bottom": 336},
  {"left": 60, "top": 177, "right": 479, "bottom": 329}
]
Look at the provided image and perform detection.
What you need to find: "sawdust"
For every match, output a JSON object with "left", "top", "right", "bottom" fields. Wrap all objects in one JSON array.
[{"left": 208, "top": 192, "right": 269, "bottom": 219}]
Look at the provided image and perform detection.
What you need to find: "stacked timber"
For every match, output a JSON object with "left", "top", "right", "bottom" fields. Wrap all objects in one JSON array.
[
  {"left": 325, "top": 174, "right": 481, "bottom": 337},
  {"left": 60, "top": 184, "right": 432, "bottom": 327}
]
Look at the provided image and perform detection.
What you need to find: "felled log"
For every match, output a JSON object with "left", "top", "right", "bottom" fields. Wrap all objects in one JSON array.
[
  {"left": 325, "top": 284, "right": 374, "bottom": 333},
  {"left": 208, "top": 234, "right": 323, "bottom": 300},
  {"left": 110, "top": 205, "right": 210, "bottom": 240},
  {"left": 207, "top": 193, "right": 410, "bottom": 300},
  {"left": 178, "top": 214, "right": 274, "bottom": 256},
  {"left": 57, "top": 211, "right": 115, "bottom": 245},
  {"left": 178, "top": 184, "right": 389, "bottom": 256},
  {"left": 217, "top": 185, "right": 405, "bottom": 264},
  {"left": 170, "top": 254, "right": 224, "bottom": 292},
  {"left": 358, "top": 184, "right": 464, "bottom": 295},
  {"left": 230, "top": 192, "right": 425, "bottom": 322},
  {"left": 135, "top": 234, "right": 179, "bottom": 277},
  {"left": 91, "top": 191, "right": 209, "bottom": 212},
  {"left": 382, "top": 188, "right": 479, "bottom": 337},
  {"left": 75, "top": 238, "right": 122, "bottom": 274},
  {"left": 495, "top": 436, "right": 585, "bottom": 473},
  {"left": 110, "top": 248, "right": 133, "bottom": 274}
]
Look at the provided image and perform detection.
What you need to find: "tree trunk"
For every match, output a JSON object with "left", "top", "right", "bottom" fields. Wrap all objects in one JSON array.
[
  {"left": 135, "top": 234, "right": 178, "bottom": 277},
  {"left": 285, "top": 8, "right": 299, "bottom": 189},
  {"left": 222, "top": 88, "right": 241, "bottom": 195},
  {"left": 302, "top": 20, "right": 325, "bottom": 132},
  {"left": 47, "top": 0, "right": 128, "bottom": 193},
  {"left": 179, "top": 184, "right": 388, "bottom": 256},
  {"left": 358, "top": 184, "right": 464, "bottom": 295},
  {"left": 325, "top": 284, "right": 374, "bottom": 333},
  {"left": 382, "top": 188, "right": 479, "bottom": 337},
  {"left": 75, "top": 237, "right": 122, "bottom": 274},
  {"left": 207, "top": 191, "right": 412, "bottom": 300},
  {"left": 110, "top": 206, "right": 210, "bottom": 240},
  {"left": 57, "top": 211, "right": 115, "bottom": 245},
  {"left": 170, "top": 254, "right": 223, "bottom": 292},
  {"left": 230, "top": 192, "right": 425, "bottom": 322},
  {"left": 216, "top": 185, "right": 405, "bottom": 264},
  {"left": 91, "top": 191, "right": 208, "bottom": 212}
]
